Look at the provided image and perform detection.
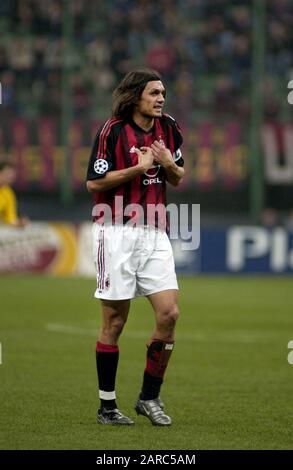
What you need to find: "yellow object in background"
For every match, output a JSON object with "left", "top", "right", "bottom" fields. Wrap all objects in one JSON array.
[{"left": 0, "top": 185, "right": 17, "bottom": 225}]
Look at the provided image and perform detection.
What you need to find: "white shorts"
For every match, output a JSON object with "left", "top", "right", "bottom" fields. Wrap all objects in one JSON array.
[{"left": 92, "top": 224, "right": 178, "bottom": 300}]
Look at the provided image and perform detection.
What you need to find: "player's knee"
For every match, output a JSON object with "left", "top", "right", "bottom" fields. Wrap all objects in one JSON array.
[
  {"left": 102, "top": 315, "right": 126, "bottom": 338},
  {"left": 168, "top": 304, "right": 180, "bottom": 326},
  {"left": 110, "top": 316, "right": 126, "bottom": 335},
  {"left": 159, "top": 304, "right": 179, "bottom": 328}
]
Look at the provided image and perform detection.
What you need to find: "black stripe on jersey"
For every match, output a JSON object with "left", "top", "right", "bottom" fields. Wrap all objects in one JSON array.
[
  {"left": 162, "top": 113, "right": 183, "bottom": 147},
  {"left": 162, "top": 114, "right": 184, "bottom": 167},
  {"left": 174, "top": 148, "right": 184, "bottom": 167},
  {"left": 133, "top": 126, "right": 148, "bottom": 222}
]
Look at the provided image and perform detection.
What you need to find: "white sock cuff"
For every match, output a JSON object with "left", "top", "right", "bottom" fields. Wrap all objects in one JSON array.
[{"left": 99, "top": 390, "right": 116, "bottom": 400}]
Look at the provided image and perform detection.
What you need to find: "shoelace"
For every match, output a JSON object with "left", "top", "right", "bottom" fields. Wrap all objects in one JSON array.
[{"left": 148, "top": 402, "right": 166, "bottom": 418}]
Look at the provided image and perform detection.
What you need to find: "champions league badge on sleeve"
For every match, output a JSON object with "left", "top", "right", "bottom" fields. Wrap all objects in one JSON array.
[{"left": 94, "top": 159, "right": 109, "bottom": 175}]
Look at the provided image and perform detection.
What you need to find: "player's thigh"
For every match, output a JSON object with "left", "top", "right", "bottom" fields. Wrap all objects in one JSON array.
[
  {"left": 100, "top": 299, "right": 131, "bottom": 326},
  {"left": 147, "top": 289, "right": 179, "bottom": 322}
]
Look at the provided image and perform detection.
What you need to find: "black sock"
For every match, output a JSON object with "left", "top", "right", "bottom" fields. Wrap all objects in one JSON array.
[
  {"left": 96, "top": 341, "right": 119, "bottom": 410},
  {"left": 140, "top": 371, "right": 163, "bottom": 400}
]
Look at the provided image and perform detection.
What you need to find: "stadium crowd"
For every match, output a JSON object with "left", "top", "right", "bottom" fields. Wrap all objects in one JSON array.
[{"left": 0, "top": 0, "right": 292, "bottom": 124}]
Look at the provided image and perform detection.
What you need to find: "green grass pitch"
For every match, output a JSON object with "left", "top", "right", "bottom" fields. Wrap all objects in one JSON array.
[{"left": 0, "top": 275, "right": 293, "bottom": 450}]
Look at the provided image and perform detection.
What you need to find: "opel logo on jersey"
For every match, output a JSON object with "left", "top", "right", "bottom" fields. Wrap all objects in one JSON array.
[
  {"left": 143, "top": 177, "right": 162, "bottom": 185},
  {"left": 94, "top": 159, "right": 108, "bottom": 175},
  {"left": 144, "top": 162, "right": 162, "bottom": 185}
]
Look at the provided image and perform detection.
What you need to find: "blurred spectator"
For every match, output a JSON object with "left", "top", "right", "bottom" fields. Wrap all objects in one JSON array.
[
  {"left": 0, "top": 71, "right": 16, "bottom": 111},
  {"left": 146, "top": 38, "right": 177, "bottom": 80},
  {"left": 213, "top": 76, "right": 236, "bottom": 119},
  {"left": 0, "top": 0, "right": 291, "bottom": 122},
  {"left": 9, "top": 37, "right": 33, "bottom": 73},
  {"left": 0, "top": 45, "right": 9, "bottom": 74},
  {"left": 0, "top": 160, "right": 29, "bottom": 227},
  {"left": 71, "top": 73, "right": 90, "bottom": 117},
  {"left": 172, "top": 71, "right": 196, "bottom": 124}
]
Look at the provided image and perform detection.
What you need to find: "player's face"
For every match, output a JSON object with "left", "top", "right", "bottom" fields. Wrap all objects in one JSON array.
[
  {"left": 136, "top": 81, "right": 166, "bottom": 118},
  {"left": 0, "top": 167, "right": 16, "bottom": 186}
]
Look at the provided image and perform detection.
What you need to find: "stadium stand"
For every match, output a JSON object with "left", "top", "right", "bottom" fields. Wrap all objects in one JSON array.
[{"left": 0, "top": 0, "right": 291, "bottom": 122}]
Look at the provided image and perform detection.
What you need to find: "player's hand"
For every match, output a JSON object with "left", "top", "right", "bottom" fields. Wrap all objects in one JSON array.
[
  {"left": 135, "top": 147, "right": 154, "bottom": 172},
  {"left": 16, "top": 216, "right": 30, "bottom": 228},
  {"left": 151, "top": 140, "right": 173, "bottom": 167}
]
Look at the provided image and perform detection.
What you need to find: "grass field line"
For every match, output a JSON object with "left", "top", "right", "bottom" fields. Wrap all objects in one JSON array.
[{"left": 45, "top": 322, "right": 271, "bottom": 343}]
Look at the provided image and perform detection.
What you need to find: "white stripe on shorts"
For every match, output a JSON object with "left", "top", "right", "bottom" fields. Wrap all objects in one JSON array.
[{"left": 99, "top": 390, "right": 116, "bottom": 400}]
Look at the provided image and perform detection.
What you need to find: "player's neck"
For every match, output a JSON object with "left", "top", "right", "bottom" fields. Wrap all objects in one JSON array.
[{"left": 132, "top": 113, "right": 154, "bottom": 133}]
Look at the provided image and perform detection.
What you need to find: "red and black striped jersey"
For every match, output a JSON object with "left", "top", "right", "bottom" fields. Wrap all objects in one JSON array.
[{"left": 86, "top": 114, "right": 184, "bottom": 228}]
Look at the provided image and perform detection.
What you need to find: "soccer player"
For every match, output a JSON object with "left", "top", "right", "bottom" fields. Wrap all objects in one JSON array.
[
  {"left": 86, "top": 68, "right": 184, "bottom": 426},
  {"left": 0, "top": 161, "right": 28, "bottom": 227}
]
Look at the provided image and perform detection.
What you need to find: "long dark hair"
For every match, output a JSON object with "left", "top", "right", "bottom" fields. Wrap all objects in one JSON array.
[
  {"left": 0, "top": 160, "right": 14, "bottom": 172},
  {"left": 112, "top": 68, "right": 162, "bottom": 118}
]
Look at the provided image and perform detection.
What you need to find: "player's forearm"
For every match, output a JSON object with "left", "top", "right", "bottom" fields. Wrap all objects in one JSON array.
[
  {"left": 86, "top": 164, "right": 145, "bottom": 193},
  {"left": 4, "top": 216, "right": 28, "bottom": 228},
  {"left": 164, "top": 162, "right": 185, "bottom": 187}
]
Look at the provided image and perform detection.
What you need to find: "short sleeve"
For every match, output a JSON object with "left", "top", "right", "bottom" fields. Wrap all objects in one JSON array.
[
  {"left": 86, "top": 120, "right": 116, "bottom": 180},
  {"left": 168, "top": 115, "right": 184, "bottom": 167}
]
